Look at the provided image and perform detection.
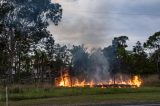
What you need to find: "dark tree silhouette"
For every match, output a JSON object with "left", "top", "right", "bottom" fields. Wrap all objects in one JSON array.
[{"left": 0, "top": 0, "right": 62, "bottom": 84}]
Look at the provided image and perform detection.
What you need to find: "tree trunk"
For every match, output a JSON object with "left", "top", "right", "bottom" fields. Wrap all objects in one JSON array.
[
  {"left": 49, "top": 69, "right": 52, "bottom": 85},
  {"left": 41, "top": 58, "right": 44, "bottom": 83},
  {"left": 8, "top": 28, "right": 15, "bottom": 84},
  {"left": 157, "top": 55, "right": 160, "bottom": 80},
  {"left": 18, "top": 51, "right": 21, "bottom": 83}
]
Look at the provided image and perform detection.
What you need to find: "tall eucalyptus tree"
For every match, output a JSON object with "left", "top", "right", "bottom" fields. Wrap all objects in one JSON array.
[{"left": 0, "top": 0, "right": 62, "bottom": 83}]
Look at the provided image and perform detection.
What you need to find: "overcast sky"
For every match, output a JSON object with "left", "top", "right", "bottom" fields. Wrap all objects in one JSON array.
[{"left": 49, "top": 0, "right": 160, "bottom": 49}]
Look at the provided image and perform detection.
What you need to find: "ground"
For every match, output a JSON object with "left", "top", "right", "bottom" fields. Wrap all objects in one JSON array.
[{"left": 0, "top": 87, "right": 160, "bottom": 106}]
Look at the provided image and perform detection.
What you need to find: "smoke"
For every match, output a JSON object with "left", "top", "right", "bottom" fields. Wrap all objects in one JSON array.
[
  {"left": 71, "top": 46, "right": 110, "bottom": 82},
  {"left": 49, "top": 0, "right": 160, "bottom": 50},
  {"left": 49, "top": 0, "right": 111, "bottom": 48},
  {"left": 88, "top": 49, "right": 110, "bottom": 82}
]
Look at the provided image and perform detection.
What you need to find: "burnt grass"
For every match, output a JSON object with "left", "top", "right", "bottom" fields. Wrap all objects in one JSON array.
[{"left": 0, "top": 86, "right": 160, "bottom": 102}]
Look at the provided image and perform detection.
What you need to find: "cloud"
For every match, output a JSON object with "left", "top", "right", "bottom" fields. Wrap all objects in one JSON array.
[{"left": 49, "top": 0, "right": 160, "bottom": 49}]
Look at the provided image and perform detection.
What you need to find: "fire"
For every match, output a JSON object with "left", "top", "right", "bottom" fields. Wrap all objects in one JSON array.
[
  {"left": 102, "top": 75, "right": 142, "bottom": 87},
  {"left": 55, "top": 71, "right": 94, "bottom": 87},
  {"left": 55, "top": 71, "right": 142, "bottom": 88},
  {"left": 130, "top": 76, "right": 142, "bottom": 87}
]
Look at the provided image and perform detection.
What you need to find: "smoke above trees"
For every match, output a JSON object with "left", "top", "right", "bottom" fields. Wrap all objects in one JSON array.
[{"left": 0, "top": 0, "right": 159, "bottom": 86}]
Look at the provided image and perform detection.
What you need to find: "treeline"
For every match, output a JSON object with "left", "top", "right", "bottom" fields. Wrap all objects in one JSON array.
[
  {"left": 68, "top": 35, "right": 160, "bottom": 82},
  {"left": 104, "top": 35, "right": 160, "bottom": 76},
  {"left": 0, "top": 0, "right": 63, "bottom": 84},
  {"left": 0, "top": 0, "right": 160, "bottom": 85}
]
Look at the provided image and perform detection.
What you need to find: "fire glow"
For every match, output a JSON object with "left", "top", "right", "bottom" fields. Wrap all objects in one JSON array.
[{"left": 55, "top": 71, "right": 142, "bottom": 88}]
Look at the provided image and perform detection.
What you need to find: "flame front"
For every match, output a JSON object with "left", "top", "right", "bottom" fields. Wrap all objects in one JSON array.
[
  {"left": 131, "top": 76, "right": 142, "bottom": 87},
  {"left": 55, "top": 71, "right": 142, "bottom": 88},
  {"left": 55, "top": 71, "right": 94, "bottom": 87}
]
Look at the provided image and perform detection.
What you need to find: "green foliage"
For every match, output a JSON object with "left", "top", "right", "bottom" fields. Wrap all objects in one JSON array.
[
  {"left": 144, "top": 32, "right": 160, "bottom": 50},
  {"left": 0, "top": 0, "right": 62, "bottom": 83},
  {"left": 103, "top": 35, "right": 158, "bottom": 76}
]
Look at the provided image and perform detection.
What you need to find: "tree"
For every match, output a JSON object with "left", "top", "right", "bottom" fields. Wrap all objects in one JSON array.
[
  {"left": 144, "top": 32, "right": 160, "bottom": 78},
  {"left": 113, "top": 36, "right": 129, "bottom": 48},
  {"left": 131, "top": 41, "right": 152, "bottom": 75},
  {"left": 113, "top": 36, "right": 129, "bottom": 73},
  {"left": 133, "top": 41, "right": 145, "bottom": 55},
  {"left": 0, "top": 0, "right": 62, "bottom": 84},
  {"left": 103, "top": 45, "right": 117, "bottom": 74},
  {"left": 102, "top": 36, "right": 129, "bottom": 75},
  {"left": 70, "top": 45, "right": 89, "bottom": 79},
  {"left": 144, "top": 32, "right": 160, "bottom": 52},
  {"left": 0, "top": 1, "right": 13, "bottom": 83}
]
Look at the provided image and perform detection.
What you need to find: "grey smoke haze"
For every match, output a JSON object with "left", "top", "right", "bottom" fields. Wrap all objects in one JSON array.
[
  {"left": 49, "top": 0, "right": 160, "bottom": 49},
  {"left": 89, "top": 49, "right": 110, "bottom": 82},
  {"left": 71, "top": 46, "right": 110, "bottom": 82}
]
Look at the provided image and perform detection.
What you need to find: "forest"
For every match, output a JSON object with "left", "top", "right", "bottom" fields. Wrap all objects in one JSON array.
[{"left": 0, "top": 0, "right": 160, "bottom": 86}]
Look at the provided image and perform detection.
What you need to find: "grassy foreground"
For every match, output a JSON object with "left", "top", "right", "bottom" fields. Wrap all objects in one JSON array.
[{"left": 0, "top": 87, "right": 160, "bottom": 105}]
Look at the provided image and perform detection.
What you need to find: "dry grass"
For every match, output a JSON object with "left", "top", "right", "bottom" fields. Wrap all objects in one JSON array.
[{"left": 142, "top": 75, "right": 160, "bottom": 86}]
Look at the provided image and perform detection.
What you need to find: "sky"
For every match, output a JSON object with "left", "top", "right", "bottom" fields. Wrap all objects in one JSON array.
[{"left": 49, "top": 0, "right": 160, "bottom": 49}]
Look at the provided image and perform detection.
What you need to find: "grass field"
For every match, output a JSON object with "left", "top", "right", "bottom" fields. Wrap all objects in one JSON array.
[{"left": 0, "top": 86, "right": 160, "bottom": 105}]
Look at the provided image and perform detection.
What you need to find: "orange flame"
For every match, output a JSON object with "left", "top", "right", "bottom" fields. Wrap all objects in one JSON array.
[
  {"left": 55, "top": 71, "right": 142, "bottom": 88},
  {"left": 130, "top": 75, "right": 142, "bottom": 87}
]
